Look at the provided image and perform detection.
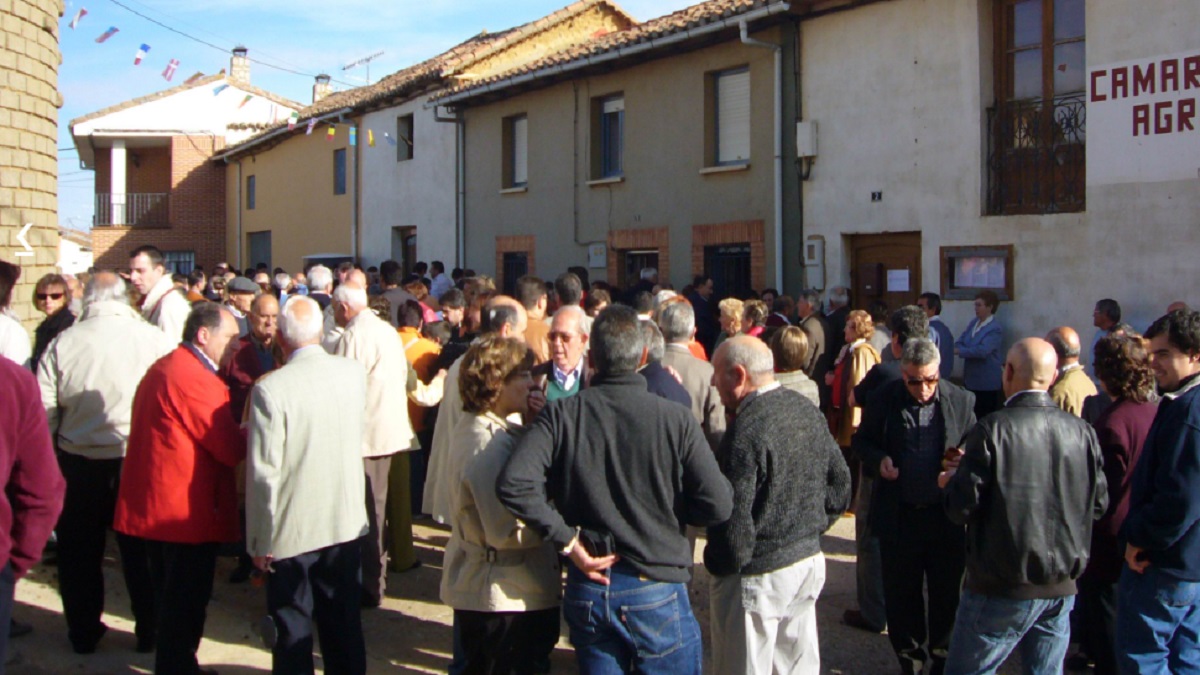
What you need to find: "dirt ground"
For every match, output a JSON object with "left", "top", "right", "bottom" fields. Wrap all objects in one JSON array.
[{"left": 8, "top": 515, "right": 1041, "bottom": 674}]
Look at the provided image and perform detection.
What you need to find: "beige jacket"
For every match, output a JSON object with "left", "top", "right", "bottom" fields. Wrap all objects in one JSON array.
[
  {"left": 662, "top": 344, "right": 726, "bottom": 451},
  {"left": 140, "top": 275, "right": 191, "bottom": 342},
  {"left": 1050, "top": 365, "right": 1098, "bottom": 418},
  {"left": 334, "top": 310, "right": 416, "bottom": 457},
  {"left": 37, "top": 301, "right": 176, "bottom": 459},
  {"left": 440, "top": 426, "right": 561, "bottom": 612},
  {"left": 246, "top": 346, "right": 370, "bottom": 560},
  {"left": 423, "top": 355, "right": 467, "bottom": 522}
]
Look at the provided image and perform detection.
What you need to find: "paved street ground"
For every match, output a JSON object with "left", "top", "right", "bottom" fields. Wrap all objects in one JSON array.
[{"left": 9, "top": 515, "right": 1044, "bottom": 674}]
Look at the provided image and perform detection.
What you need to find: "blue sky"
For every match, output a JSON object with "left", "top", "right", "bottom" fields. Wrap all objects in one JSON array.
[{"left": 56, "top": 0, "right": 694, "bottom": 230}]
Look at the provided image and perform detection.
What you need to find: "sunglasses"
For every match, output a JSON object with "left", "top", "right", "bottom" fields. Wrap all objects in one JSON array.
[
  {"left": 904, "top": 375, "right": 940, "bottom": 386},
  {"left": 36, "top": 292, "right": 65, "bottom": 300}
]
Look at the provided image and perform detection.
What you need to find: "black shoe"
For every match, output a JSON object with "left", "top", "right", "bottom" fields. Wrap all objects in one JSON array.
[
  {"left": 228, "top": 563, "right": 253, "bottom": 584},
  {"left": 8, "top": 620, "right": 31, "bottom": 639},
  {"left": 361, "top": 593, "right": 381, "bottom": 609},
  {"left": 842, "top": 609, "right": 884, "bottom": 633},
  {"left": 71, "top": 623, "right": 108, "bottom": 654}
]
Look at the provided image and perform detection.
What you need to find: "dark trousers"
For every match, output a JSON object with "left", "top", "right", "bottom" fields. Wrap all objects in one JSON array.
[
  {"left": 969, "top": 389, "right": 1002, "bottom": 420},
  {"left": 362, "top": 455, "right": 394, "bottom": 603},
  {"left": 880, "top": 504, "right": 966, "bottom": 675},
  {"left": 456, "top": 607, "right": 560, "bottom": 675},
  {"left": 0, "top": 563, "right": 13, "bottom": 674},
  {"left": 146, "top": 540, "right": 218, "bottom": 675},
  {"left": 268, "top": 541, "right": 366, "bottom": 675},
  {"left": 56, "top": 453, "right": 156, "bottom": 649},
  {"left": 410, "top": 429, "right": 433, "bottom": 514},
  {"left": 1078, "top": 577, "right": 1118, "bottom": 675}
]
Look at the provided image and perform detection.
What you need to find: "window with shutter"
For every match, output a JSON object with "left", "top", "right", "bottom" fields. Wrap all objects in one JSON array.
[{"left": 715, "top": 68, "right": 750, "bottom": 165}]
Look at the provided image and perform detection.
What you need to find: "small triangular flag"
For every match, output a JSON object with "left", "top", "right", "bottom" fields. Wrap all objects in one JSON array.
[
  {"left": 327, "top": 125, "right": 336, "bottom": 141},
  {"left": 162, "top": 58, "right": 179, "bottom": 81},
  {"left": 288, "top": 112, "right": 299, "bottom": 131},
  {"left": 184, "top": 72, "right": 204, "bottom": 85},
  {"left": 306, "top": 119, "right": 316, "bottom": 135},
  {"left": 213, "top": 83, "right": 230, "bottom": 96},
  {"left": 367, "top": 129, "right": 375, "bottom": 147},
  {"left": 238, "top": 94, "right": 253, "bottom": 109},
  {"left": 349, "top": 128, "right": 357, "bottom": 147},
  {"left": 69, "top": 8, "right": 87, "bottom": 30},
  {"left": 95, "top": 26, "right": 118, "bottom": 43},
  {"left": 134, "top": 44, "right": 150, "bottom": 65}
]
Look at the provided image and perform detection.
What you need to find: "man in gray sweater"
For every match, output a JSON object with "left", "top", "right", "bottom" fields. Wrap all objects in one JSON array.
[{"left": 706, "top": 335, "right": 851, "bottom": 674}]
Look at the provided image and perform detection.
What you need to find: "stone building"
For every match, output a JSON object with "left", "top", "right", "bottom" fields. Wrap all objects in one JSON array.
[{"left": 1, "top": 0, "right": 63, "bottom": 331}]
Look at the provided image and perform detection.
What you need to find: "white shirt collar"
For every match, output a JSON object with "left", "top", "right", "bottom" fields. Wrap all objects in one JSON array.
[
  {"left": 972, "top": 315, "right": 994, "bottom": 336},
  {"left": 736, "top": 380, "right": 781, "bottom": 415}
]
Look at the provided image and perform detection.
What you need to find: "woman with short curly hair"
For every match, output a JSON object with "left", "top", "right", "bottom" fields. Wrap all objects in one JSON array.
[
  {"left": 442, "top": 335, "right": 560, "bottom": 673},
  {"left": 741, "top": 299, "right": 768, "bottom": 338}
]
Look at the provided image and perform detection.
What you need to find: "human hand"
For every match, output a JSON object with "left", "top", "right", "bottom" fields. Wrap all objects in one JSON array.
[
  {"left": 942, "top": 447, "right": 964, "bottom": 471},
  {"left": 526, "top": 389, "right": 547, "bottom": 421},
  {"left": 937, "top": 470, "right": 954, "bottom": 488},
  {"left": 1125, "top": 543, "right": 1150, "bottom": 574},
  {"left": 880, "top": 457, "right": 900, "bottom": 481},
  {"left": 824, "top": 372, "right": 835, "bottom": 386},
  {"left": 253, "top": 555, "right": 273, "bottom": 573},
  {"left": 568, "top": 541, "right": 618, "bottom": 585}
]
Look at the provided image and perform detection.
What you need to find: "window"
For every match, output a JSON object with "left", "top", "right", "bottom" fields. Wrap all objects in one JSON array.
[
  {"left": 940, "top": 245, "right": 1015, "bottom": 300},
  {"left": 592, "top": 95, "right": 624, "bottom": 178},
  {"left": 162, "top": 250, "right": 195, "bottom": 275},
  {"left": 397, "top": 114, "right": 414, "bottom": 162},
  {"left": 502, "top": 114, "right": 528, "bottom": 188},
  {"left": 622, "top": 250, "right": 658, "bottom": 289},
  {"left": 246, "top": 175, "right": 256, "bottom": 210},
  {"left": 988, "top": 0, "right": 1085, "bottom": 214},
  {"left": 333, "top": 148, "right": 347, "bottom": 195},
  {"left": 713, "top": 68, "right": 750, "bottom": 166},
  {"left": 501, "top": 252, "right": 529, "bottom": 296}
]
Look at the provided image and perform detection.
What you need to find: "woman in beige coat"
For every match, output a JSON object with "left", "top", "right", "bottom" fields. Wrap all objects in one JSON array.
[
  {"left": 826, "top": 309, "right": 881, "bottom": 509},
  {"left": 440, "top": 336, "right": 560, "bottom": 674}
]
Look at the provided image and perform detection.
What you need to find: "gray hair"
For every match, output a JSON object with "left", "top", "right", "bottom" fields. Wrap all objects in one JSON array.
[
  {"left": 83, "top": 273, "right": 128, "bottom": 308},
  {"left": 640, "top": 320, "right": 665, "bottom": 362},
  {"left": 720, "top": 336, "right": 775, "bottom": 378},
  {"left": 658, "top": 301, "right": 695, "bottom": 343},
  {"left": 901, "top": 338, "right": 941, "bottom": 367},
  {"left": 553, "top": 304, "right": 589, "bottom": 336},
  {"left": 273, "top": 272, "right": 291, "bottom": 290},
  {"left": 332, "top": 283, "right": 367, "bottom": 310},
  {"left": 308, "top": 265, "right": 333, "bottom": 292},
  {"left": 591, "top": 304, "right": 643, "bottom": 376},
  {"left": 279, "top": 296, "right": 323, "bottom": 348},
  {"left": 798, "top": 288, "right": 822, "bottom": 308},
  {"left": 640, "top": 267, "right": 657, "bottom": 281},
  {"left": 828, "top": 286, "right": 849, "bottom": 307}
]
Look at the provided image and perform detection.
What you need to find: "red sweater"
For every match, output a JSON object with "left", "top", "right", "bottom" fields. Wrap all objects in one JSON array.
[
  {"left": 115, "top": 346, "right": 246, "bottom": 543},
  {"left": 0, "top": 358, "right": 64, "bottom": 576}
]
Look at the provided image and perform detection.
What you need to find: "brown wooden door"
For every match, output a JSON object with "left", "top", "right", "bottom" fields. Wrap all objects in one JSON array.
[{"left": 849, "top": 233, "right": 921, "bottom": 311}]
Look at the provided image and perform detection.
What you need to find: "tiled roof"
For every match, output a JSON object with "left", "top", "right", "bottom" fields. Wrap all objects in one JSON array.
[
  {"left": 436, "top": 0, "right": 791, "bottom": 102},
  {"left": 219, "top": 0, "right": 635, "bottom": 159},
  {"left": 68, "top": 72, "right": 303, "bottom": 130}
]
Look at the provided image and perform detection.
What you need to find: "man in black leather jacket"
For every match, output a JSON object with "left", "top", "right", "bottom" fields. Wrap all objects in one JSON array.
[{"left": 941, "top": 338, "right": 1107, "bottom": 675}]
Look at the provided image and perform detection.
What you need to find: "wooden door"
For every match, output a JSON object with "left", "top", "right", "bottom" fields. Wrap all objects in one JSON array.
[{"left": 849, "top": 233, "right": 921, "bottom": 311}]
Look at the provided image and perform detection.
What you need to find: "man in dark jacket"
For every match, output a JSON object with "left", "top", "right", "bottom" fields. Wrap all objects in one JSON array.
[
  {"left": 942, "top": 338, "right": 1107, "bottom": 674},
  {"left": 706, "top": 335, "right": 850, "bottom": 674},
  {"left": 855, "top": 338, "right": 975, "bottom": 675},
  {"left": 498, "top": 305, "right": 732, "bottom": 674},
  {"left": 1116, "top": 309, "right": 1200, "bottom": 672}
]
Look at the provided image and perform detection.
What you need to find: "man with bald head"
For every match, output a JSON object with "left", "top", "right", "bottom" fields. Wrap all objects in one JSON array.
[
  {"left": 1046, "top": 326, "right": 1098, "bottom": 417},
  {"left": 942, "top": 338, "right": 1107, "bottom": 674},
  {"left": 222, "top": 293, "right": 281, "bottom": 421},
  {"left": 706, "top": 335, "right": 850, "bottom": 674}
]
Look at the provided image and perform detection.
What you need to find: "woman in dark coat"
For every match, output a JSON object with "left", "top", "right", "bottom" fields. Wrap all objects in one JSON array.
[{"left": 31, "top": 273, "right": 75, "bottom": 370}]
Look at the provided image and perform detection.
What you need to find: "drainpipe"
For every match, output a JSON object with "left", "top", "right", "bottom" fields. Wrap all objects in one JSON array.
[
  {"left": 235, "top": 160, "right": 243, "bottom": 268},
  {"left": 433, "top": 105, "right": 465, "bottom": 268},
  {"left": 352, "top": 118, "right": 361, "bottom": 263},
  {"left": 740, "top": 20, "right": 784, "bottom": 292}
]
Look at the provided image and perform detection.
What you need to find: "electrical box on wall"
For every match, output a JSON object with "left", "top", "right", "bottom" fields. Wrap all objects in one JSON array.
[
  {"left": 796, "top": 121, "right": 817, "bottom": 158},
  {"left": 803, "top": 236, "right": 825, "bottom": 290}
]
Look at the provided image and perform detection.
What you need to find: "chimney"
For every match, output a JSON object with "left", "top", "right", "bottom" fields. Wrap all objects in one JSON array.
[
  {"left": 312, "top": 74, "right": 333, "bottom": 104},
  {"left": 230, "top": 46, "right": 250, "bottom": 84}
]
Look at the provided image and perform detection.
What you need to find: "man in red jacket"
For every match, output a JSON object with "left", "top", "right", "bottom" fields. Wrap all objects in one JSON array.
[
  {"left": 0, "top": 356, "right": 65, "bottom": 667},
  {"left": 115, "top": 302, "right": 246, "bottom": 675}
]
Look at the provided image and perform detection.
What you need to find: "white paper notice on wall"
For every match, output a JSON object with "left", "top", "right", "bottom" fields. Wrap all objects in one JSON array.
[
  {"left": 887, "top": 269, "right": 910, "bottom": 292},
  {"left": 588, "top": 243, "right": 607, "bottom": 269}
]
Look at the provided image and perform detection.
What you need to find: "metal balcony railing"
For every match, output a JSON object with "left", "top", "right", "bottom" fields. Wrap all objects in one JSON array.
[
  {"left": 987, "top": 94, "right": 1086, "bottom": 216},
  {"left": 93, "top": 192, "right": 169, "bottom": 227}
]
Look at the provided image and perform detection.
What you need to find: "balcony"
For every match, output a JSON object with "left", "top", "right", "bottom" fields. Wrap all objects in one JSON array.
[
  {"left": 987, "top": 94, "right": 1086, "bottom": 216},
  {"left": 94, "top": 192, "right": 169, "bottom": 227}
]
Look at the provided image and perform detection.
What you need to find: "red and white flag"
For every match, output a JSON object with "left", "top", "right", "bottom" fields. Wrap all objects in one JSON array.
[
  {"left": 162, "top": 58, "right": 179, "bottom": 81},
  {"left": 134, "top": 43, "right": 150, "bottom": 65},
  {"left": 94, "top": 26, "right": 118, "bottom": 43},
  {"left": 69, "top": 8, "right": 87, "bottom": 30}
]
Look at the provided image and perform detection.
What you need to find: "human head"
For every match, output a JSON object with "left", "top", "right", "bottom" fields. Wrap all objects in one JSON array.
[
  {"left": 399, "top": 300, "right": 424, "bottom": 329},
  {"left": 128, "top": 245, "right": 167, "bottom": 296},
  {"left": 772, "top": 295, "right": 796, "bottom": 320},
  {"left": 187, "top": 269, "right": 206, "bottom": 294},
  {"left": 916, "top": 292, "right": 942, "bottom": 318},
  {"left": 481, "top": 295, "right": 527, "bottom": 341},
  {"left": 335, "top": 261, "right": 355, "bottom": 284},
  {"left": 1001, "top": 338, "right": 1059, "bottom": 398},
  {"left": 431, "top": 261, "right": 445, "bottom": 277},
  {"left": 83, "top": 272, "right": 128, "bottom": 309},
  {"left": 568, "top": 266, "right": 590, "bottom": 290},
  {"left": 554, "top": 272, "right": 583, "bottom": 307},
  {"left": 718, "top": 297, "right": 744, "bottom": 335},
  {"left": 550, "top": 305, "right": 589, "bottom": 374},
  {"left": 867, "top": 299, "right": 889, "bottom": 327},
  {"left": 768, "top": 326, "right": 809, "bottom": 374},
  {"left": 226, "top": 277, "right": 258, "bottom": 314},
  {"left": 369, "top": 295, "right": 392, "bottom": 322},
  {"left": 1045, "top": 326, "right": 1082, "bottom": 367},
  {"left": 332, "top": 283, "right": 369, "bottom": 328},
  {"left": 583, "top": 288, "right": 610, "bottom": 317},
  {"left": 414, "top": 261, "right": 428, "bottom": 277},
  {"left": 658, "top": 300, "right": 696, "bottom": 344},
  {"left": 378, "top": 260, "right": 403, "bottom": 289},
  {"left": 639, "top": 267, "right": 658, "bottom": 284},
  {"left": 278, "top": 296, "right": 323, "bottom": 352},
  {"left": 796, "top": 289, "right": 821, "bottom": 319},
  {"left": 639, "top": 320, "right": 666, "bottom": 365},
  {"left": 632, "top": 291, "right": 654, "bottom": 316},
  {"left": 741, "top": 299, "right": 767, "bottom": 333},
  {"left": 249, "top": 293, "right": 280, "bottom": 345},
  {"left": 1167, "top": 301, "right": 1190, "bottom": 314},
  {"left": 761, "top": 288, "right": 779, "bottom": 307},
  {"left": 403, "top": 276, "right": 428, "bottom": 301},
  {"left": 900, "top": 338, "right": 942, "bottom": 404},
  {"left": 273, "top": 272, "right": 292, "bottom": 293},
  {"left": 33, "top": 273, "right": 69, "bottom": 317},
  {"left": 889, "top": 305, "right": 930, "bottom": 357},
  {"left": 213, "top": 262, "right": 229, "bottom": 277},
  {"left": 515, "top": 275, "right": 548, "bottom": 318},
  {"left": 459, "top": 335, "right": 535, "bottom": 417},
  {"left": 827, "top": 286, "right": 849, "bottom": 310},
  {"left": 589, "top": 305, "right": 643, "bottom": 376},
  {"left": 974, "top": 290, "right": 1000, "bottom": 320},
  {"left": 845, "top": 309, "right": 875, "bottom": 342},
  {"left": 692, "top": 275, "right": 714, "bottom": 300},
  {"left": 1093, "top": 298, "right": 1121, "bottom": 330},
  {"left": 307, "top": 265, "right": 333, "bottom": 294},
  {"left": 1094, "top": 333, "right": 1154, "bottom": 403},
  {"left": 253, "top": 271, "right": 271, "bottom": 293},
  {"left": 183, "top": 303, "right": 241, "bottom": 368},
  {"left": 0, "top": 260, "right": 18, "bottom": 310},
  {"left": 1145, "top": 310, "right": 1200, "bottom": 393},
  {"left": 439, "top": 288, "right": 466, "bottom": 327},
  {"left": 422, "top": 321, "right": 452, "bottom": 346},
  {"left": 712, "top": 335, "right": 775, "bottom": 410}
]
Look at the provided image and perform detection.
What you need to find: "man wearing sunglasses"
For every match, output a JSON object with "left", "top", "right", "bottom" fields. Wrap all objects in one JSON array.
[{"left": 854, "top": 338, "right": 977, "bottom": 675}]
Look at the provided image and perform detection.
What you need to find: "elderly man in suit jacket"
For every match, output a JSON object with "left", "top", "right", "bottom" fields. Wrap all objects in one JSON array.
[
  {"left": 247, "top": 296, "right": 370, "bottom": 674},
  {"left": 659, "top": 301, "right": 725, "bottom": 451}
]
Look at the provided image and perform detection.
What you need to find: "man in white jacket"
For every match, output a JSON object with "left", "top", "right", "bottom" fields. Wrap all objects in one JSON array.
[{"left": 129, "top": 245, "right": 191, "bottom": 341}]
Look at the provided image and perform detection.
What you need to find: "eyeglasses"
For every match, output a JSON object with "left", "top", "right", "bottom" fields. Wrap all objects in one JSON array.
[
  {"left": 549, "top": 331, "right": 578, "bottom": 343},
  {"left": 904, "top": 375, "right": 940, "bottom": 387},
  {"left": 36, "top": 292, "right": 65, "bottom": 300}
]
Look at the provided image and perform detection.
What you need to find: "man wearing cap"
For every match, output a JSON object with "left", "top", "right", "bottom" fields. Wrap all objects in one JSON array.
[{"left": 224, "top": 277, "right": 259, "bottom": 337}]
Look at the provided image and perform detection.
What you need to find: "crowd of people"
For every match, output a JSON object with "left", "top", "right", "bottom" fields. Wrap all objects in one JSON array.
[{"left": 0, "top": 249, "right": 1197, "bottom": 675}]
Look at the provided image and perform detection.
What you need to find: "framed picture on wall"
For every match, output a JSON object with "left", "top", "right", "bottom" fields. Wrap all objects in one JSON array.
[{"left": 940, "top": 245, "right": 1014, "bottom": 301}]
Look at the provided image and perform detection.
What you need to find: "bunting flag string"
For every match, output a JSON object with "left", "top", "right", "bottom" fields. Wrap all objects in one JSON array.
[
  {"left": 213, "top": 83, "right": 229, "bottom": 96},
  {"left": 184, "top": 71, "right": 204, "bottom": 85},
  {"left": 326, "top": 125, "right": 336, "bottom": 141},
  {"left": 349, "top": 128, "right": 357, "bottom": 147},
  {"left": 306, "top": 119, "right": 316, "bottom": 135},
  {"left": 133, "top": 43, "right": 150, "bottom": 65},
  {"left": 69, "top": 8, "right": 87, "bottom": 30},
  {"left": 288, "top": 112, "right": 299, "bottom": 131},
  {"left": 238, "top": 94, "right": 253, "bottom": 109},
  {"left": 367, "top": 129, "right": 375, "bottom": 147},
  {"left": 162, "top": 58, "right": 179, "bottom": 81},
  {"left": 95, "top": 26, "right": 118, "bottom": 43}
]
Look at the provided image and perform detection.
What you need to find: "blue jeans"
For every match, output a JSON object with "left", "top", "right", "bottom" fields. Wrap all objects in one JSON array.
[
  {"left": 562, "top": 562, "right": 702, "bottom": 674},
  {"left": 943, "top": 589, "right": 1073, "bottom": 675},
  {"left": 1115, "top": 566, "right": 1200, "bottom": 675}
]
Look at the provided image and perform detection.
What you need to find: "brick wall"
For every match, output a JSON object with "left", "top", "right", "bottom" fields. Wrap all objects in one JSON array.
[
  {"left": 606, "top": 227, "right": 669, "bottom": 288},
  {"left": 0, "top": 0, "right": 63, "bottom": 332},
  {"left": 495, "top": 234, "right": 536, "bottom": 292}
]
